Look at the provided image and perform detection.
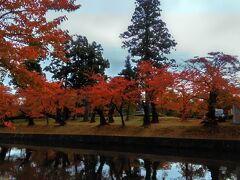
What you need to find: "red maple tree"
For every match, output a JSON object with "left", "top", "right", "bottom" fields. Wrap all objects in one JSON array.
[
  {"left": 137, "top": 61, "right": 174, "bottom": 125},
  {"left": 109, "top": 77, "right": 140, "bottom": 126},
  {"left": 0, "top": 85, "right": 18, "bottom": 119},
  {"left": 0, "top": 0, "right": 80, "bottom": 80},
  {"left": 185, "top": 52, "right": 240, "bottom": 125}
]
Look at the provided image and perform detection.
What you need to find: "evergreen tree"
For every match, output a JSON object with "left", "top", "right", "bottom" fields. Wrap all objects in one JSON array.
[
  {"left": 120, "top": 0, "right": 176, "bottom": 66},
  {"left": 119, "top": 55, "right": 136, "bottom": 80},
  {"left": 46, "top": 35, "right": 109, "bottom": 121},
  {"left": 119, "top": 55, "right": 136, "bottom": 121},
  {"left": 46, "top": 35, "right": 109, "bottom": 88},
  {"left": 0, "top": 67, "right": 7, "bottom": 85},
  {"left": 120, "top": 0, "right": 176, "bottom": 125},
  {"left": 25, "top": 59, "right": 42, "bottom": 74}
]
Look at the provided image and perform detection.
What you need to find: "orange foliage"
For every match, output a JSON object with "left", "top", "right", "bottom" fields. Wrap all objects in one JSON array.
[
  {"left": 87, "top": 76, "right": 111, "bottom": 112},
  {"left": 18, "top": 73, "right": 82, "bottom": 118},
  {"left": 109, "top": 77, "right": 140, "bottom": 110},
  {"left": 137, "top": 61, "right": 174, "bottom": 104},
  {"left": 0, "top": 85, "right": 18, "bottom": 120},
  {"left": 185, "top": 53, "right": 240, "bottom": 121},
  {"left": 172, "top": 70, "right": 201, "bottom": 119},
  {"left": 0, "top": 0, "right": 80, "bottom": 79}
]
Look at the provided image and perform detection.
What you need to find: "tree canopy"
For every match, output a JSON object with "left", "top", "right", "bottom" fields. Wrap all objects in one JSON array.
[
  {"left": 120, "top": 0, "right": 176, "bottom": 66},
  {"left": 46, "top": 35, "right": 109, "bottom": 88},
  {"left": 0, "top": 0, "right": 80, "bottom": 83}
]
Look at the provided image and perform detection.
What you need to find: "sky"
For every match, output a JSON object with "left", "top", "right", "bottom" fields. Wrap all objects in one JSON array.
[{"left": 48, "top": 0, "right": 240, "bottom": 76}]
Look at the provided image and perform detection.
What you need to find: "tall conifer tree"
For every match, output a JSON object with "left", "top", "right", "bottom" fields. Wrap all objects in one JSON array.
[
  {"left": 120, "top": 0, "right": 176, "bottom": 125},
  {"left": 120, "top": 0, "right": 176, "bottom": 66}
]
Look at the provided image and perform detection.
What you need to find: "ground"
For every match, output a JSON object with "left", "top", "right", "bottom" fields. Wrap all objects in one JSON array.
[{"left": 1, "top": 116, "right": 240, "bottom": 140}]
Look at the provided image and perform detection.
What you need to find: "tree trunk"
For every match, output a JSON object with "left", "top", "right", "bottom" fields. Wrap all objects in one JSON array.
[
  {"left": 181, "top": 109, "right": 187, "bottom": 121},
  {"left": 0, "top": 146, "right": 8, "bottom": 161},
  {"left": 90, "top": 112, "right": 96, "bottom": 123},
  {"left": 151, "top": 102, "right": 159, "bottom": 123},
  {"left": 120, "top": 111, "right": 125, "bottom": 127},
  {"left": 27, "top": 116, "right": 35, "bottom": 126},
  {"left": 142, "top": 101, "right": 151, "bottom": 126},
  {"left": 83, "top": 103, "right": 90, "bottom": 122},
  {"left": 125, "top": 103, "right": 130, "bottom": 121},
  {"left": 205, "top": 91, "right": 218, "bottom": 126},
  {"left": 97, "top": 109, "right": 107, "bottom": 126},
  {"left": 62, "top": 107, "right": 70, "bottom": 121},
  {"left": 108, "top": 104, "right": 115, "bottom": 123},
  {"left": 115, "top": 104, "right": 125, "bottom": 127},
  {"left": 56, "top": 108, "right": 66, "bottom": 126},
  {"left": 45, "top": 115, "right": 49, "bottom": 125}
]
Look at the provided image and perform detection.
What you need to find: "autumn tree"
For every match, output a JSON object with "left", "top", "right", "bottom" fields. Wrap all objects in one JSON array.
[
  {"left": 18, "top": 73, "right": 82, "bottom": 126},
  {"left": 137, "top": 61, "right": 174, "bottom": 125},
  {"left": 173, "top": 70, "right": 198, "bottom": 120},
  {"left": 87, "top": 76, "right": 111, "bottom": 126},
  {"left": 0, "top": 0, "right": 80, "bottom": 83},
  {"left": 185, "top": 52, "right": 240, "bottom": 126},
  {"left": 11, "top": 59, "right": 43, "bottom": 88},
  {"left": 156, "top": 89, "right": 179, "bottom": 115},
  {"left": 120, "top": 0, "right": 176, "bottom": 125},
  {"left": 46, "top": 35, "right": 109, "bottom": 121},
  {"left": 120, "top": 0, "right": 176, "bottom": 66},
  {"left": 119, "top": 56, "right": 137, "bottom": 121},
  {"left": 109, "top": 77, "right": 140, "bottom": 127},
  {"left": 0, "top": 85, "right": 18, "bottom": 124}
]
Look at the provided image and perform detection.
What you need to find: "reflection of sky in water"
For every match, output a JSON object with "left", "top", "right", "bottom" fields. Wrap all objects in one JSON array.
[
  {"left": 157, "top": 163, "right": 211, "bottom": 180},
  {"left": 138, "top": 162, "right": 212, "bottom": 179},
  {"left": 6, "top": 148, "right": 26, "bottom": 160}
]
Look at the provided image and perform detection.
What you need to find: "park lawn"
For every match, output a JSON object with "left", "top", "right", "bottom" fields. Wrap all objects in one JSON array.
[{"left": 0, "top": 116, "right": 240, "bottom": 140}]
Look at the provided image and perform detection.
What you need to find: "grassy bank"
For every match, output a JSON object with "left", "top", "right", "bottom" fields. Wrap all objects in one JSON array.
[{"left": 1, "top": 117, "right": 240, "bottom": 140}]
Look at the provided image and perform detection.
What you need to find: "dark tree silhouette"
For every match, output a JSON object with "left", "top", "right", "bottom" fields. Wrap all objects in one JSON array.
[
  {"left": 120, "top": 0, "right": 176, "bottom": 66},
  {"left": 119, "top": 55, "right": 136, "bottom": 80},
  {"left": 120, "top": 0, "right": 176, "bottom": 125},
  {"left": 119, "top": 56, "right": 136, "bottom": 121},
  {"left": 47, "top": 35, "right": 109, "bottom": 89},
  {"left": 46, "top": 35, "right": 109, "bottom": 121}
]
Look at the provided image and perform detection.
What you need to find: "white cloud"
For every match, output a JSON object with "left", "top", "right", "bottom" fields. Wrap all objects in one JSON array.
[
  {"left": 59, "top": 13, "right": 130, "bottom": 48},
  {"left": 162, "top": 0, "right": 240, "bottom": 14},
  {"left": 162, "top": 12, "right": 240, "bottom": 57},
  {"left": 47, "top": 0, "right": 240, "bottom": 75}
]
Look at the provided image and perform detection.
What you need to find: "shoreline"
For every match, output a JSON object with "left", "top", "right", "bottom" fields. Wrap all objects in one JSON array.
[
  {"left": 2, "top": 142, "right": 240, "bottom": 167},
  {"left": 0, "top": 133, "right": 240, "bottom": 152}
]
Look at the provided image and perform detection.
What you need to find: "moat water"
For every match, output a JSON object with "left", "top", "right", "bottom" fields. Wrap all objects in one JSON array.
[{"left": 0, "top": 144, "right": 239, "bottom": 180}]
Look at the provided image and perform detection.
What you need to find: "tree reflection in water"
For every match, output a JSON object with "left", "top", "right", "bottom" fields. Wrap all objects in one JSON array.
[{"left": 0, "top": 146, "right": 239, "bottom": 179}]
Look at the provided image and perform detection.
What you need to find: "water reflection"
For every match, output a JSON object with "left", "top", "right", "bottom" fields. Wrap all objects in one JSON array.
[{"left": 0, "top": 145, "right": 239, "bottom": 179}]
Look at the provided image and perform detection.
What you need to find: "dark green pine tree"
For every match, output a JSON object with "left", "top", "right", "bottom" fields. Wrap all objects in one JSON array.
[
  {"left": 119, "top": 55, "right": 136, "bottom": 121},
  {"left": 46, "top": 35, "right": 109, "bottom": 89},
  {"left": 120, "top": 0, "right": 176, "bottom": 66},
  {"left": 46, "top": 35, "right": 109, "bottom": 122},
  {"left": 119, "top": 55, "right": 136, "bottom": 80},
  {"left": 120, "top": 0, "right": 176, "bottom": 126}
]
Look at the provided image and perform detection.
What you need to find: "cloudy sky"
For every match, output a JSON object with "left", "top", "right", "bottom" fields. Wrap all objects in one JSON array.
[{"left": 50, "top": 0, "right": 240, "bottom": 76}]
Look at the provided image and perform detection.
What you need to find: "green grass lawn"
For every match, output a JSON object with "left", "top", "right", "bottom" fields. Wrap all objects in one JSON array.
[{"left": 1, "top": 116, "right": 240, "bottom": 140}]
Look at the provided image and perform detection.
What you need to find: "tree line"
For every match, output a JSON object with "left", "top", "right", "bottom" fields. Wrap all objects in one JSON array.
[{"left": 0, "top": 0, "right": 240, "bottom": 128}]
